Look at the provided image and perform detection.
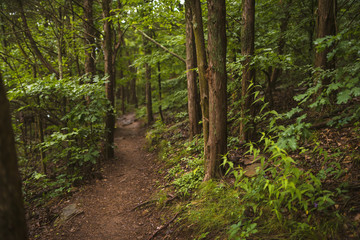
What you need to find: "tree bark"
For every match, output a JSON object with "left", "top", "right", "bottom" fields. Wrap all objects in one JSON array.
[
  {"left": 315, "top": 0, "right": 336, "bottom": 85},
  {"left": 129, "top": 65, "right": 138, "bottom": 107},
  {"left": 157, "top": 62, "right": 165, "bottom": 122},
  {"left": 189, "top": 0, "right": 209, "bottom": 157},
  {"left": 143, "top": 34, "right": 154, "bottom": 124},
  {"left": 102, "top": 0, "right": 115, "bottom": 159},
  {"left": 240, "top": 0, "right": 255, "bottom": 143},
  {"left": 84, "top": 0, "right": 96, "bottom": 76},
  {"left": 204, "top": 0, "right": 227, "bottom": 181},
  {"left": 0, "top": 72, "right": 28, "bottom": 240},
  {"left": 185, "top": 0, "right": 201, "bottom": 139}
]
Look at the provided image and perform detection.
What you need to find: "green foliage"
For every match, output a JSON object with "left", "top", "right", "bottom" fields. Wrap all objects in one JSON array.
[
  {"left": 171, "top": 156, "right": 204, "bottom": 196},
  {"left": 229, "top": 220, "right": 258, "bottom": 240},
  {"left": 9, "top": 75, "right": 109, "bottom": 204},
  {"left": 293, "top": 27, "right": 360, "bottom": 127},
  {"left": 186, "top": 181, "right": 242, "bottom": 237},
  {"left": 221, "top": 134, "right": 345, "bottom": 239}
]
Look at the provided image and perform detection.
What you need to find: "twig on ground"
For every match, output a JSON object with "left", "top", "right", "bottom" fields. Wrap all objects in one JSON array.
[{"left": 148, "top": 212, "right": 180, "bottom": 240}]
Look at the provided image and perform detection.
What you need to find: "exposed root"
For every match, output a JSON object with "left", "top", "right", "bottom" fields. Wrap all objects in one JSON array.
[
  {"left": 148, "top": 212, "right": 180, "bottom": 240},
  {"left": 130, "top": 199, "right": 157, "bottom": 211}
]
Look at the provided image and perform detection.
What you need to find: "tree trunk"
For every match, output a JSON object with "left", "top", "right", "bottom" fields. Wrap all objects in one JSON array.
[
  {"left": 0, "top": 72, "right": 28, "bottom": 240},
  {"left": 129, "top": 65, "right": 138, "bottom": 107},
  {"left": 102, "top": 0, "right": 115, "bottom": 159},
  {"left": 84, "top": 0, "right": 96, "bottom": 76},
  {"left": 189, "top": 0, "right": 209, "bottom": 156},
  {"left": 315, "top": 0, "right": 336, "bottom": 85},
  {"left": 157, "top": 62, "right": 165, "bottom": 122},
  {"left": 267, "top": 0, "right": 291, "bottom": 108},
  {"left": 240, "top": 0, "right": 255, "bottom": 143},
  {"left": 204, "top": 0, "right": 227, "bottom": 181},
  {"left": 143, "top": 34, "right": 154, "bottom": 124},
  {"left": 185, "top": 0, "right": 201, "bottom": 139}
]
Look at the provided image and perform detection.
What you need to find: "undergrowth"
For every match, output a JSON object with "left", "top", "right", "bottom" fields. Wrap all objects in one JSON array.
[{"left": 146, "top": 110, "right": 358, "bottom": 239}]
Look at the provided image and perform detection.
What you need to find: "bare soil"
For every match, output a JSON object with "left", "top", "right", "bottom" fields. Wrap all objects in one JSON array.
[{"left": 37, "top": 113, "right": 175, "bottom": 240}]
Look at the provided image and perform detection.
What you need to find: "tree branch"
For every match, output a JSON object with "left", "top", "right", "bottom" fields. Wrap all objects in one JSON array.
[{"left": 132, "top": 26, "right": 186, "bottom": 63}]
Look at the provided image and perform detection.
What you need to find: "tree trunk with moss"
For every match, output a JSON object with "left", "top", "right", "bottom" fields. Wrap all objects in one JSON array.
[
  {"left": 240, "top": 0, "right": 255, "bottom": 143},
  {"left": 185, "top": 0, "right": 201, "bottom": 139},
  {"left": 102, "top": 0, "right": 115, "bottom": 159},
  {"left": 189, "top": 0, "right": 209, "bottom": 156},
  {"left": 204, "top": 0, "right": 227, "bottom": 181}
]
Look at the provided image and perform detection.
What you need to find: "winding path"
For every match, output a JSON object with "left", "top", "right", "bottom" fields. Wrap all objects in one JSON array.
[{"left": 47, "top": 113, "right": 164, "bottom": 239}]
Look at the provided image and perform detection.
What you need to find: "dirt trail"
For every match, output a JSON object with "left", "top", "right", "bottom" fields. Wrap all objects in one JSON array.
[{"left": 47, "top": 113, "right": 165, "bottom": 240}]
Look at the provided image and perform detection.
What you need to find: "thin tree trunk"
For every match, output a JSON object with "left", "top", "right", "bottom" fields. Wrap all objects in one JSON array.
[
  {"left": 267, "top": 0, "right": 291, "bottom": 107},
  {"left": 240, "top": 0, "right": 255, "bottom": 143},
  {"left": 84, "top": 0, "right": 96, "bottom": 76},
  {"left": 129, "top": 65, "right": 138, "bottom": 107},
  {"left": 205, "top": 0, "right": 227, "bottom": 181},
  {"left": 0, "top": 72, "right": 28, "bottom": 240},
  {"left": 185, "top": 0, "right": 201, "bottom": 139},
  {"left": 57, "top": 28, "right": 64, "bottom": 79},
  {"left": 143, "top": 34, "right": 154, "bottom": 124},
  {"left": 189, "top": 0, "right": 209, "bottom": 157},
  {"left": 102, "top": 0, "right": 115, "bottom": 159},
  {"left": 37, "top": 113, "right": 46, "bottom": 175},
  {"left": 120, "top": 87, "right": 125, "bottom": 114},
  {"left": 157, "top": 62, "right": 165, "bottom": 122}
]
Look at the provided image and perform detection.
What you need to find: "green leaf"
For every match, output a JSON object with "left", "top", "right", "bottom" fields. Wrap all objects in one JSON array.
[{"left": 337, "top": 89, "right": 352, "bottom": 104}]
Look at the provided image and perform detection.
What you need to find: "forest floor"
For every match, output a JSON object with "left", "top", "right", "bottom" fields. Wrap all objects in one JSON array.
[{"left": 33, "top": 113, "right": 184, "bottom": 240}]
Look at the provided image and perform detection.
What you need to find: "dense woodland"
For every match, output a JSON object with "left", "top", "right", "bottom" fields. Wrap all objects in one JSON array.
[{"left": 1, "top": 0, "right": 360, "bottom": 239}]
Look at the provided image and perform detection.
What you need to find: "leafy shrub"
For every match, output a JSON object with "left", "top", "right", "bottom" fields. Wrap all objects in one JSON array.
[
  {"left": 222, "top": 134, "right": 345, "bottom": 239},
  {"left": 8, "top": 74, "right": 109, "bottom": 203}
]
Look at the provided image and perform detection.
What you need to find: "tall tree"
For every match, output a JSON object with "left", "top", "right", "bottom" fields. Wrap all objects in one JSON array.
[
  {"left": 143, "top": 33, "right": 154, "bottom": 124},
  {"left": 84, "top": 0, "right": 96, "bottom": 76},
  {"left": 157, "top": 62, "right": 165, "bottom": 122},
  {"left": 129, "top": 64, "right": 138, "bottom": 107},
  {"left": 315, "top": 0, "right": 336, "bottom": 85},
  {"left": 0, "top": 72, "right": 28, "bottom": 240},
  {"left": 240, "top": 0, "right": 255, "bottom": 142},
  {"left": 102, "top": 0, "right": 115, "bottom": 159},
  {"left": 185, "top": 0, "right": 201, "bottom": 139},
  {"left": 189, "top": 0, "right": 209, "bottom": 156},
  {"left": 205, "top": 0, "right": 227, "bottom": 180}
]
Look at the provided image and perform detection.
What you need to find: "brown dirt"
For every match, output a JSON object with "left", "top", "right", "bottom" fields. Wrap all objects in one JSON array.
[{"left": 38, "top": 113, "right": 174, "bottom": 240}]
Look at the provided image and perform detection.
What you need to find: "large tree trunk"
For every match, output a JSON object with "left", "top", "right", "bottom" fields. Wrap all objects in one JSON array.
[
  {"left": 315, "top": 0, "right": 336, "bottom": 85},
  {"left": 0, "top": 72, "right": 28, "bottom": 240},
  {"left": 189, "top": 0, "right": 209, "bottom": 156},
  {"left": 143, "top": 34, "right": 154, "bottom": 124},
  {"left": 84, "top": 0, "right": 96, "bottom": 76},
  {"left": 102, "top": 0, "right": 115, "bottom": 159},
  {"left": 240, "top": 0, "right": 255, "bottom": 143},
  {"left": 205, "top": 0, "right": 227, "bottom": 181},
  {"left": 185, "top": 0, "right": 201, "bottom": 139}
]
